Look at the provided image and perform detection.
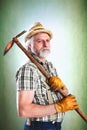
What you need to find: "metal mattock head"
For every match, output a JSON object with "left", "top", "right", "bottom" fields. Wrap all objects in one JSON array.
[
  {"left": 3, "top": 30, "right": 26, "bottom": 56},
  {"left": 3, "top": 41, "right": 14, "bottom": 55}
]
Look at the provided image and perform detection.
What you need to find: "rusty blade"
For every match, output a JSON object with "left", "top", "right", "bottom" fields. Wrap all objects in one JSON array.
[
  {"left": 3, "top": 41, "right": 14, "bottom": 55},
  {"left": 3, "top": 30, "right": 27, "bottom": 56}
]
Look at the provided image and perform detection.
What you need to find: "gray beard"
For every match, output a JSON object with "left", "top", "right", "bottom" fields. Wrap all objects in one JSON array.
[
  {"left": 28, "top": 46, "right": 50, "bottom": 58},
  {"left": 38, "top": 48, "right": 50, "bottom": 58}
]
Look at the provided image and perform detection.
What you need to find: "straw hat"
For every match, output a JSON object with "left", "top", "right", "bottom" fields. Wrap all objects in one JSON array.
[{"left": 25, "top": 22, "right": 53, "bottom": 42}]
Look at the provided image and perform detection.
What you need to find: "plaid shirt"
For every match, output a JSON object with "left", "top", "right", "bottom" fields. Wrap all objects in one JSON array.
[{"left": 16, "top": 55, "right": 65, "bottom": 122}]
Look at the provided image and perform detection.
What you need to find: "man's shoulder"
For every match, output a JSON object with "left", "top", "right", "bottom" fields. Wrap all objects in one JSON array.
[
  {"left": 18, "top": 61, "right": 37, "bottom": 70},
  {"left": 15, "top": 61, "right": 38, "bottom": 79}
]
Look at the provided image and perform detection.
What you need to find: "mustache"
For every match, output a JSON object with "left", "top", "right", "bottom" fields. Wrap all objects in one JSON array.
[{"left": 40, "top": 47, "right": 50, "bottom": 51}]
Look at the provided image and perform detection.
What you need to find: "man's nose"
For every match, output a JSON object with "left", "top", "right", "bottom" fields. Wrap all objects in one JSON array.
[{"left": 43, "top": 40, "right": 49, "bottom": 47}]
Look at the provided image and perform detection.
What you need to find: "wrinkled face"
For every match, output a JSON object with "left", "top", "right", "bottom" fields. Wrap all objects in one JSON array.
[{"left": 30, "top": 33, "right": 51, "bottom": 58}]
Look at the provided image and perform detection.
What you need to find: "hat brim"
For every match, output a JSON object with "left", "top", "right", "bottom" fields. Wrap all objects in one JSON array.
[{"left": 25, "top": 29, "right": 52, "bottom": 42}]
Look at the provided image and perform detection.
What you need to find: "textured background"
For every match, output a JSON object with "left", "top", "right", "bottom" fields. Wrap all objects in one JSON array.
[{"left": 0, "top": 0, "right": 87, "bottom": 130}]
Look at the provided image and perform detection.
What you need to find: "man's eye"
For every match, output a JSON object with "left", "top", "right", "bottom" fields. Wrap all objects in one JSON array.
[
  {"left": 46, "top": 39, "right": 50, "bottom": 42},
  {"left": 37, "top": 40, "right": 42, "bottom": 43}
]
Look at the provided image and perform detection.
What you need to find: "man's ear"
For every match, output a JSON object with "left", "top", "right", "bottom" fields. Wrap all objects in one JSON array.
[
  {"left": 28, "top": 43, "right": 34, "bottom": 52},
  {"left": 28, "top": 43, "right": 32, "bottom": 50},
  {"left": 29, "top": 43, "right": 31, "bottom": 48}
]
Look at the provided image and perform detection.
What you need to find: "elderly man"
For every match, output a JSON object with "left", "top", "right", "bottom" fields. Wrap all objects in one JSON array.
[{"left": 16, "top": 22, "right": 79, "bottom": 130}]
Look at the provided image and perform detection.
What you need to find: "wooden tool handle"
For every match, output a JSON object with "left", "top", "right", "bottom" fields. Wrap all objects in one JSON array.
[{"left": 13, "top": 37, "right": 87, "bottom": 123}]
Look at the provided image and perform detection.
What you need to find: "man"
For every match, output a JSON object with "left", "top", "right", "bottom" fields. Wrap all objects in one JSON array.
[{"left": 16, "top": 22, "right": 79, "bottom": 130}]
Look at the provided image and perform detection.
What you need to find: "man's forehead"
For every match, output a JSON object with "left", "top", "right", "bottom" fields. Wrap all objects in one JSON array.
[{"left": 33, "top": 32, "right": 50, "bottom": 39}]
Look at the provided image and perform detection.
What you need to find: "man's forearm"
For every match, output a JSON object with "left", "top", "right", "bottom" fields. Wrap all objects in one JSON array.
[{"left": 18, "top": 103, "right": 56, "bottom": 118}]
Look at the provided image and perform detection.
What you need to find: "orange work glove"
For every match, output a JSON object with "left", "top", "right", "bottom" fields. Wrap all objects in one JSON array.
[
  {"left": 54, "top": 94, "right": 79, "bottom": 113},
  {"left": 48, "top": 76, "right": 67, "bottom": 91}
]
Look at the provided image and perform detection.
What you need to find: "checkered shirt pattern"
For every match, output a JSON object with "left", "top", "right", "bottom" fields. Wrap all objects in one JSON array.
[{"left": 16, "top": 56, "right": 65, "bottom": 122}]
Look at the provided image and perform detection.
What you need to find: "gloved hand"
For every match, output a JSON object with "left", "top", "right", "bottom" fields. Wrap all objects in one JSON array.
[
  {"left": 54, "top": 94, "right": 79, "bottom": 113},
  {"left": 48, "top": 76, "right": 67, "bottom": 91}
]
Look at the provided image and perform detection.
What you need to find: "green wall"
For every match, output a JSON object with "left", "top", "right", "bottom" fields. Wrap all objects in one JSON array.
[{"left": 0, "top": 0, "right": 87, "bottom": 130}]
